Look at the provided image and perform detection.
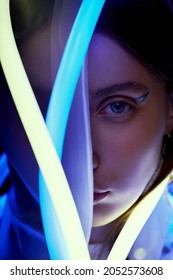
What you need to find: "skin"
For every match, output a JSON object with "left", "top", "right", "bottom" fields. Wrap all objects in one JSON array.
[
  {"left": 1, "top": 27, "right": 173, "bottom": 242},
  {"left": 88, "top": 33, "right": 173, "bottom": 230}
]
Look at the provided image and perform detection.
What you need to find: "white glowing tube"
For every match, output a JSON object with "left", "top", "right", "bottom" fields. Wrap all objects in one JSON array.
[
  {"left": 0, "top": 0, "right": 90, "bottom": 259},
  {"left": 108, "top": 175, "right": 170, "bottom": 260}
]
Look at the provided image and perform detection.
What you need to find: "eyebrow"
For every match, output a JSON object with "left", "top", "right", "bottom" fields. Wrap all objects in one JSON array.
[{"left": 91, "top": 81, "right": 148, "bottom": 99}]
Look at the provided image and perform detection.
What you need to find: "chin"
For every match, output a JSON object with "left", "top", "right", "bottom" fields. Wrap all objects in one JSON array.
[
  {"left": 92, "top": 212, "right": 120, "bottom": 227},
  {"left": 92, "top": 202, "right": 131, "bottom": 227}
]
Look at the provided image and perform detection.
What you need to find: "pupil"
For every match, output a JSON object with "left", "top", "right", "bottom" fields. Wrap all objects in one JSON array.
[{"left": 111, "top": 102, "right": 125, "bottom": 113}]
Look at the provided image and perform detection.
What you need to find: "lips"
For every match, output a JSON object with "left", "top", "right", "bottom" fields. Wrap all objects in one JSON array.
[{"left": 94, "top": 191, "right": 109, "bottom": 205}]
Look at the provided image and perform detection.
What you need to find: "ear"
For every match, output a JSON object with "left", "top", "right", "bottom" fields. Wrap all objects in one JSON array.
[{"left": 164, "top": 94, "right": 173, "bottom": 135}]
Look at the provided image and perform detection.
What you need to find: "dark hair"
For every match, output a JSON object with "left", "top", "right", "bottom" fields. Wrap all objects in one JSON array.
[{"left": 97, "top": 0, "right": 173, "bottom": 81}]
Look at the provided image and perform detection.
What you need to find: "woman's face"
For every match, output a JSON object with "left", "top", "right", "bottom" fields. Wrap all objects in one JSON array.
[
  {"left": 88, "top": 33, "right": 173, "bottom": 227},
  {"left": 0, "top": 26, "right": 173, "bottom": 226}
]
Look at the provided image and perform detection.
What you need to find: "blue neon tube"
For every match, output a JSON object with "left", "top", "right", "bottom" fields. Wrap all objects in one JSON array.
[
  {"left": 46, "top": 0, "right": 106, "bottom": 159},
  {"left": 39, "top": 0, "right": 106, "bottom": 259},
  {"left": 0, "top": 154, "right": 9, "bottom": 187}
]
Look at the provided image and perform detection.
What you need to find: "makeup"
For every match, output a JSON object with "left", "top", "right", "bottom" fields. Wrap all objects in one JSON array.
[
  {"left": 134, "top": 90, "right": 150, "bottom": 104},
  {"left": 94, "top": 191, "right": 109, "bottom": 205}
]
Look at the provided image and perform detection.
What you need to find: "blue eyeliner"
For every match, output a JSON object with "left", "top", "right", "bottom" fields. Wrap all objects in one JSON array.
[{"left": 134, "top": 90, "right": 150, "bottom": 104}]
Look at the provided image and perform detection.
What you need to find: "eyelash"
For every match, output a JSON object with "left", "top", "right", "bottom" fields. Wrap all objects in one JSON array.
[{"left": 98, "top": 97, "right": 138, "bottom": 121}]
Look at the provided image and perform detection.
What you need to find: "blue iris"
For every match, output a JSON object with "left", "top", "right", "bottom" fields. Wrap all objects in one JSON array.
[{"left": 111, "top": 102, "right": 126, "bottom": 113}]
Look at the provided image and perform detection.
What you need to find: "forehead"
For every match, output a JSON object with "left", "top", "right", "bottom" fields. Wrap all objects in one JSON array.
[
  {"left": 88, "top": 33, "right": 160, "bottom": 92},
  {"left": 19, "top": 29, "right": 163, "bottom": 102}
]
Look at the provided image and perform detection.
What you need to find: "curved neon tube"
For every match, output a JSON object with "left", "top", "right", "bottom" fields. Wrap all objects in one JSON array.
[
  {"left": 0, "top": 0, "right": 89, "bottom": 259},
  {"left": 46, "top": 0, "right": 106, "bottom": 159},
  {"left": 39, "top": 0, "right": 106, "bottom": 259},
  {"left": 108, "top": 175, "right": 170, "bottom": 260}
]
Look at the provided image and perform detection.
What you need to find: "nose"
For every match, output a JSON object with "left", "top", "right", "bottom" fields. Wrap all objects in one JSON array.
[{"left": 93, "top": 153, "right": 99, "bottom": 170}]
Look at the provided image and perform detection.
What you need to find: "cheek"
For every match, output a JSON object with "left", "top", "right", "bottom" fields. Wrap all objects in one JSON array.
[
  {"left": 91, "top": 110, "right": 165, "bottom": 191},
  {"left": 92, "top": 114, "right": 165, "bottom": 226}
]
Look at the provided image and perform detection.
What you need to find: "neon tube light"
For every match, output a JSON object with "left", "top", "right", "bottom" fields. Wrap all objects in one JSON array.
[
  {"left": 39, "top": 0, "right": 106, "bottom": 259},
  {"left": 0, "top": 0, "right": 89, "bottom": 259},
  {"left": 108, "top": 175, "right": 169, "bottom": 259}
]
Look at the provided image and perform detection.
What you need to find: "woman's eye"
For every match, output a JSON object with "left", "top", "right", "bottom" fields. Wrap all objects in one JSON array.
[
  {"left": 110, "top": 101, "right": 131, "bottom": 114},
  {"left": 96, "top": 91, "right": 149, "bottom": 121},
  {"left": 101, "top": 101, "right": 132, "bottom": 115}
]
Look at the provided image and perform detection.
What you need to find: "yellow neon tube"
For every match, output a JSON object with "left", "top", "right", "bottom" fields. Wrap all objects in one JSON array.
[
  {"left": 0, "top": 0, "right": 90, "bottom": 259},
  {"left": 108, "top": 175, "right": 170, "bottom": 260}
]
